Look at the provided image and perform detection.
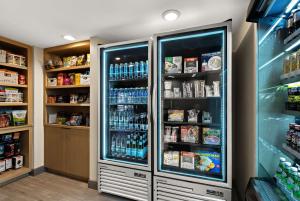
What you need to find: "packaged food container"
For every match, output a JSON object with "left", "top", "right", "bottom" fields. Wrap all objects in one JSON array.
[
  {"left": 75, "top": 73, "right": 81, "bottom": 85},
  {"left": 18, "top": 74, "right": 26, "bottom": 85},
  {"left": 294, "top": 5, "right": 300, "bottom": 30},
  {"left": 57, "top": 73, "right": 64, "bottom": 85},
  {"left": 47, "top": 78, "right": 57, "bottom": 86},
  {"left": 80, "top": 74, "right": 90, "bottom": 85},
  {"left": 0, "top": 50, "right": 6, "bottom": 63}
]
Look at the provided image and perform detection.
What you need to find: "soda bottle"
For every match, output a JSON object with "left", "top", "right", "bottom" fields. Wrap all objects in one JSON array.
[
  {"left": 124, "top": 63, "right": 128, "bottom": 79},
  {"left": 134, "top": 62, "right": 139, "bottom": 79},
  {"left": 145, "top": 60, "right": 148, "bottom": 78},
  {"left": 287, "top": 167, "right": 298, "bottom": 192},
  {"left": 129, "top": 62, "right": 134, "bottom": 79},
  {"left": 109, "top": 64, "right": 114, "bottom": 80},
  {"left": 140, "top": 61, "right": 145, "bottom": 78},
  {"left": 114, "top": 64, "right": 119, "bottom": 80},
  {"left": 275, "top": 157, "right": 286, "bottom": 180},
  {"left": 121, "top": 135, "right": 127, "bottom": 157},
  {"left": 111, "top": 134, "right": 116, "bottom": 156},
  {"left": 119, "top": 63, "right": 124, "bottom": 80},
  {"left": 126, "top": 133, "right": 131, "bottom": 157}
]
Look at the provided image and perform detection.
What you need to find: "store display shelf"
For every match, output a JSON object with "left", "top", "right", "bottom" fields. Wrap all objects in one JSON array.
[
  {"left": 0, "top": 167, "right": 31, "bottom": 186},
  {"left": 283, "top": 110, "right": 300, "bottom": 116},
  {"left": 164, "top": 121, "right": 221, "bottom": 127},
  {"left": 46, "top": 103, "right": 90, "bottom": 107},
  {"left": 282, "top": 143, "right": 300, "bottom": 160},
  {"left": 0, "top": 102, "right": 27, "bottom": 106},
  {"left": 162, "top": 165, "right": 222, "bottom": 179},
  {"left": 46, "top": 65, "right": 90, "bottom": 73},
  {"left": 0, "top": 125, "right": 31, "bottom": 135},
  {"left": 107, "top": 155, "right": 147, "bottom": 165},
  {"left": 46, "top": 85, "right": 90, "bottom": 89},
  {"left": 109, "top": 78, "right": 148, "bottom": 82},
  {"left": 45, "top": 124, "right": 89, "bottom": 130},
  {"left": 164, "top": 97, "right": 220, "bottom": 101},
  {"left": 0, "top": 83, "right": 27, "bottom": 88},
  {"left": 284, "top": 29, "right": 300, "bottom": 52},
  {"left": 280, "top": 71, "right": 300, "bottom": 84},
  {"left": 165, "top": 142, "right": 221, "bottom": 150},
  {"left": 110, "top": 129, "right": 147, "bottom": 132},
  {"left": 164, "top": 70, "right": 221, "bottom": 80},
  {"left": 109, "top": 103, "right": 147, "bottom": 106},
  {"left": 284, "top": 27, "right": 300, "bottom": 45},
  {"left": 0, "top": 62, "right": 27, "bottom": 70}
]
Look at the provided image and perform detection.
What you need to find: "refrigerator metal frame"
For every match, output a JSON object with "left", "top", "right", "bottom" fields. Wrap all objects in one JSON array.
[
  {"left": 152, "top": 21, "right": 232, "bottom": 189},
  {"left": 98, "top": 38, "right": 153, "bottom": 172}
]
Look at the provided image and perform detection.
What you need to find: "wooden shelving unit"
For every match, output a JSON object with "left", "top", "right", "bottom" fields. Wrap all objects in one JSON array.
[
  {"left": 44, "top": 40, "right": 90, "bottom": 181},
  {"left": 0, "top": 35, "right": 33, "bottom": 186}
]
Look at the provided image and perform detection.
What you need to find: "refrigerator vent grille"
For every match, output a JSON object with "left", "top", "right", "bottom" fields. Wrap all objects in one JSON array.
[
  {"left": 155, "top": 179, "right": 225, "bottom": 201},
  {"left": 99, "top": 166, "right": 150, "bottom": 201}
]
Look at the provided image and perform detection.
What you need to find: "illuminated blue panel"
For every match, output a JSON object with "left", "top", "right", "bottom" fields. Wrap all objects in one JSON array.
[{"left": 157, "top": 28, "right": 227, "bottom": 182}]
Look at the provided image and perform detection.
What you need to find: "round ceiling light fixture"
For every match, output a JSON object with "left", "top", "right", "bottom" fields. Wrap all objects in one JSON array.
[
  {"left": 63, "top": 35, "right": 76, "bottom": 41},
  {"left": 162, "top": 9, "right": 180, "bottom": 21}
]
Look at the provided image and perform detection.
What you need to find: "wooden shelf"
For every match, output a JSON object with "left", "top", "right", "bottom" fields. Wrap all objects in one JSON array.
[
  {"left": 46, "top": 65, "right": 90, "bottom": 73},
  {"left": 0, "top": 62, "right": 28, "bottom": 70},
  {"left": 0, "top": 125, "right": 32, "bottom": 134},
  {"left": 45, "top": 124, "right": 89, "bottom": 130},
  {"left": 0, "top": 167, "right": 31, "bottom": 186},
  {"left": 46, "top": 103, "right": 89, "bottom": 107},
  {"left": 0, "top": 83, "right": 27, "bottom": 88},
  {"left": 0, "top": 102, "right": 28, "bottom": 106},
  {"left": 46, "top": 85, "right": 90, "bottom": 89}
]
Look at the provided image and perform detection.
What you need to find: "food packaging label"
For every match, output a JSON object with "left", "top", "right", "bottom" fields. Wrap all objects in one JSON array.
[
  {"left": 184, "top": 57, "right": 198, "bottom": 73},
  {"left": 203, "top": 128, "right": 221, "bottom": 145},
  {"left": 168, "top": 110, "right": 184, "bottom": 122},
  {"left": 165, "top": 57, "right": 182, "bottom": 74},
  {"left": 201, "top": 52, "right": 222, "bottom": 71},
  {"left": 0, "top": 160, "right": 5, "bottom": 172},
  {"left": 181, "top": 152, "right": 195, "bottom": 170},
  {"left": 194, "top": 151, "right": 221, "bottom": 174},
  {"left": 213, "top": 81, "right": 220, "bottom": 97},
  {"left": 12, "top": 155, "right": 23, "bottom": 169},
  {"left": 5, "top": 158, "right": 12, "bottom": 170},
  {"left": 164, "top": 81, "right": 172, "bottom": 90},
  {"left": 181, "top": 126, "right": 199, "bottom": 143},
  {"left": 163, "top": 151, "right": 179, "bottom": 167}
]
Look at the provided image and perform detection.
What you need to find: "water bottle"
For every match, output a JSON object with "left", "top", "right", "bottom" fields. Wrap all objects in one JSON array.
[
  {"left": 131, "top": 133, "right": 137, "bottom": 158},
  {"left": 129, "top": 62, "right": 134, "bottom": 79},
  {"left": 135, "top": 114, "right": 140, "bottom": 130},
  {"left": 121, "top": 135, "right": 127, "bottom": 157},
  {"left": 127, "top": 88, "right": 132, "bottom": 103},
  {"left": 140, "top": 61, "right": 145, "bottom": 78},
  {"left": 144, "top": 87, "right": 148, "bottom": 104},
  {"left": 109, "top": 64, "right": 114, "bottom": 80},
  {"left": 119, "top": 63, "right": 124, "bottom": 80},
  {"left": 145, "top": 60, "right": 148, "bottom": 78},
  {"left": 134, "top": 62, "right": 139, "bottom": 79},
  {"left": 143, "top": 132, "right": 148, "bottom": 158},
  {"left": 113, "top": 111, "right": 118, "bottom": 129},
  {"left": 115, "top": 134, "right": 121, "bottom": 157},
  {"left": 111, "top": 134, "right": 116, "bottom": 156},
  {"left": 126, "top": 133, "right": 131, "bottom": 157},
  {"left": 109, "top": 109, "right": 114, "bottom": 129},
  {"left": 119, "top": 107, "right": 124, "bottom": 130},
  {"left": 109, "top": 88, "right": 113, "bottom": 104},
  {"left": 114, "top": 64, "right": 119, "bottom": 80},
  {"left": 119, "top": 89, "right": 124, "bottom": 103},
  {"left": 124, "top": 110, "right": 129, "bottom": 130},
  {"left": 124, "top": 63, "right": 128, "bottom": 79}
]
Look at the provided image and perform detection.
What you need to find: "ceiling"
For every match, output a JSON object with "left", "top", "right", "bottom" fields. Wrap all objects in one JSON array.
[{"left": 0, "top": 0, "right": 251, "bottom": 49}]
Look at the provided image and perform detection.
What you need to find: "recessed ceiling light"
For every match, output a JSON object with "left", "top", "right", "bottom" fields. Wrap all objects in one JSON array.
[
  {"left": 63, "top": 35, "right": 76, "bottom": 41},
  {"left": 162, "top": 9, "right": 180, "bottom": 21},
  {"left": 115, "top": 57, "right": 121, "bottom": 61}
]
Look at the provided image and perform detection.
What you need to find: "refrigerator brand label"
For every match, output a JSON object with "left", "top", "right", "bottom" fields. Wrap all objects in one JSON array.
[
  {"left": 134, "top": 172, "right": 146, "bottom": 178},
  {"left": 206, "top": 189, "right": 224, "bottom": 197}
]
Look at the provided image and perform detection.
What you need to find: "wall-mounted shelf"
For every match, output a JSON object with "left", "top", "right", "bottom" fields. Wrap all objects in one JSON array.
[
  {"left": 0, "top": 102, "right": 28, "bottom": 106},
  {"left": 46, "top": 85, "right": 89, "bottom": 89},
  {"left": 0, "top": 62, "right": 28, "bottom": 70},
  {"left": 46, "top": 103, "right": 90, "bottom": 107},
  {"left": 46, "top": 65, "right": 90, "bottom": 73},
  {"left": 45, "top": 124, "right": 90, "bottom": 130},
  {"left": 0, "top": 83, "right": 27, "bottom": 88}
]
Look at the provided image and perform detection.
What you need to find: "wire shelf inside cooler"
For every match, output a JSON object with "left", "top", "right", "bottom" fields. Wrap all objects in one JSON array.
[{"left": 106, "top": 155, "right": 148, "bottom": 165}]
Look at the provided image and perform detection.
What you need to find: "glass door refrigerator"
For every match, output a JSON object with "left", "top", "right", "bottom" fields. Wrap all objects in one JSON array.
[
  {"left": 153, "top": 21, "right": 232, "bottom": 201},
  {"left": 98, "top": 39, "right": 152, "bottom": 201},
  {"left": 247, "top": 0, "right": 300, "bottom": 200}
]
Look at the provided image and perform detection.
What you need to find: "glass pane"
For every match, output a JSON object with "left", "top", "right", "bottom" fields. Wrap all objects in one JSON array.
[
  {"left": 100, "top": 42, "right": 149, "bottom": 166},
  {"left": 157, "top": 27, "right": 227, "bottom": 182}
]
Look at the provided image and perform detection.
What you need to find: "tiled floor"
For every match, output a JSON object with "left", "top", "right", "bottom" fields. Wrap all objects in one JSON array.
[{"left": 0, "top": 172, "right": 130, "bottom": 201}]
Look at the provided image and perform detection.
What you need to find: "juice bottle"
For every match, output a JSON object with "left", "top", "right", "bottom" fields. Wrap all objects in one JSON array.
[
  {"left": 287, "top": 167, "right": 298, "bottom": 192},
  {"left": 275, "top": 157, "right": 286, "bottom": 180}
]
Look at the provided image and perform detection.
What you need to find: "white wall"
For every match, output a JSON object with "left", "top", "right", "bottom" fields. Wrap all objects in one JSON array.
[{"left": 33, "top": 47, "right": 44, "bottom": 169}]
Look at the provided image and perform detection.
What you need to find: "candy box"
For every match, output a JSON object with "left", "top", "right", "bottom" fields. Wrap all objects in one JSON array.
[
  {"left": 181, "top": 126, "right": 199, "bottom": 143},
  {"left": 165, "top": 56, "right": 182, "bottom": 74},
  {"left": 163, "top": 151, "right": 179, "bottom": 167},
  {"left": 4, "top": 158, "right": 12, "bottom": 170},
  {"left": 168, "top": 110, "right": 184, "bottom": 122},
  {"left": 12, "top": 155, "right": 23, "bottom": 169},
  {"left": 184, "top": 57, "right": 198, "bottom": 73},
  {"left": 181, "top": 151, "right": 195, "bottom": 170},
  {"left": 194, "top": 151, "right": 221, "bottom": 174},
  {"left": 202, "top": 128, "right": 221, "bottom": 145}
]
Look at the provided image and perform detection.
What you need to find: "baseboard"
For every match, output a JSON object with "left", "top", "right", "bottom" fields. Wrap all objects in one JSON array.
[
  {"left": 30, "top": 166, "right": 45, "bottom": 176},
  {"left": 88, "top": 179, "right": 97, "bottom": 190}
]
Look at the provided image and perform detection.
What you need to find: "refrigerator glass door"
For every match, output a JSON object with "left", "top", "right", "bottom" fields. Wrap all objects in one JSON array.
[
  {"left": 157, "top": 26, "right": 228, "bottom": 182},
  {"left": 100, "top": 41, "right": 150, "bottom": 167}
]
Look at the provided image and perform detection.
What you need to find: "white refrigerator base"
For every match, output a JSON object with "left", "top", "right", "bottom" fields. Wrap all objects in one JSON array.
[{"left": 98, "top": 163, "right": 152, "bottom": 201}]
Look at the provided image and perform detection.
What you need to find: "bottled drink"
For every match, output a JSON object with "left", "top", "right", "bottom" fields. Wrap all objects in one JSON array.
[
  {"left": 293, "top": 173, "right": 300, "bottom": 199},
  {"left": 134, "top": 62, "right": 139, "bottom": 79},
  {"left": 275, "top": 157, "right": 286, "bottom": 180},
  {"left": 143, "top": 132, "right": 148, "bottom": 159},
  {"left": 144, "top": 88, "right": 148, "bottom": 104},
  {"left": 119, "top": 63, "right": 124, "bottom": 80},
  {"left": 109, "top": 64, "right": 114, "bottom": 80},
  {"left": 118, "top": 106, "right": 124, "bottom": 130},
  {"left": 137, "top": 133, "right": 143, "bottom": 159},
  {"left": 131, "top": 133, "right": 137, "bottom": 158},
  {"left": 129, "top": 62, "right": 134, "bottom": 79},
  {"left": 124, "top": 109, "right": 129, "bottom": 130},
  {"left": 121, "top": 135, "right": 127, "bottom": 157},
  {"left": 111, "top": 134, "right": 116, "bottom": 156},
  {"left": 145, "top": 60, "right": 148, "bottom": 77},
  {"left": 113, "top": 111, "right": 118, "bottom": 129},
  {"left": 109, "top": 88, "right": 113, "bottom": 104},
  {"left": 140, "top": 61, "right": 145, "bottom": 78},
  {"left": 126, "top": 133, "right": 131, "bottom": 157},
  {"left": 127, "top": 88, "right": 132, "bottom": 103},
  {"left": 119, "top": 89, "right": 124, "bottom": 103},
  {"left": 287, "top": 167, "right": 298, "bottom": 192},
  {"left": 114, "top": 64, "right": 119, "bottom": 80},
  {"left": 124, "top": 63, "right": 128, "bottom": 79},
  {"left": 282, "top": 162, "right": 292, "bottom": 184},
  {"left": 115, "top": 134, "right": 121, "bottom": 157},
  {"left": 109, "top": 109, "right": 114, "bottom": 129}
]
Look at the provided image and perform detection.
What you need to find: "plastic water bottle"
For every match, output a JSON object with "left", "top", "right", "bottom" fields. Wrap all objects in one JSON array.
[
  {"left": 121, "top": 135, "right": 127, "bottom": 157},
  {"left": 140, "top": 61, "right": 145, "bottom": 78},
  {"left": 134, "top": 62, "right": 139, "bottom": 79},
  {"left": 115, "top": 134, "right": 121, "bottom": 157},
  {"left": 144, "top": 88, "right": 148, "bottom": 104},
  {"left": 114, "top": 64, "right": 119, "bottom": 80},
  {"left": 124, "top": 63, "right": 128, "bottom": 79},
  {"left": 119, "top": 63, "right": 124, "bottom": 80},
  {"left": 111, "top": 134, "right": 116, "bottom": 156},
  {"left": 145, "top": 60, "right": 148, "bottom": 78},
  {"left": 109, "top": 88, "right": 113, "bottom": 104},
  {"left": 129, "top": 62, "right": 134, "bottom": 79},
  {"left": 109, "top": 64, "right": 114, "bottom": 80},
  {"left": 131, "top": 133, "right": 137, "bottom": 158},
  {"left": 124, "top": 110, "right": 129, "bottom": 130},
  {"left": 113, "top": 111, "right": 118, "bottom": 129},
  {"left": 109, "top": 109, "right": 114, "bottom": 129},
  {"left": 126, "top": 133, "right": 131, "bottom": 157},
  {"left": 127, "top": 88, "right": 132, "bottom": 103}
]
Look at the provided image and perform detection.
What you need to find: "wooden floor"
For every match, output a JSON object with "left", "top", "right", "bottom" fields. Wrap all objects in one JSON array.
[{"left": 0, "top": 173, "right": 130, "bottom": 201}]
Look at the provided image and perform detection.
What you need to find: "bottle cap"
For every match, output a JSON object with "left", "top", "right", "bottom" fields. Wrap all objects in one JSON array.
[
  {"left": 285, "top": 162, "right": 292, "bottom": 167},
  {"left": 291, "top": 167, "right": 298, "bottom": 172},
  {"left": 280, "top": 157, "right": 286, "bottom": 162}
]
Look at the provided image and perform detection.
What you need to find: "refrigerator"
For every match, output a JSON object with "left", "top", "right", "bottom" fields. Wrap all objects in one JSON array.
[
  {"left": 246, "top": 0, "right": 300, "bottom": 200},
  {"left": 152, "top": 21, "right": 232, "bottom": 201},
  {"left": 98, "top": 39, "right": 152, "bottom": 201}
]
